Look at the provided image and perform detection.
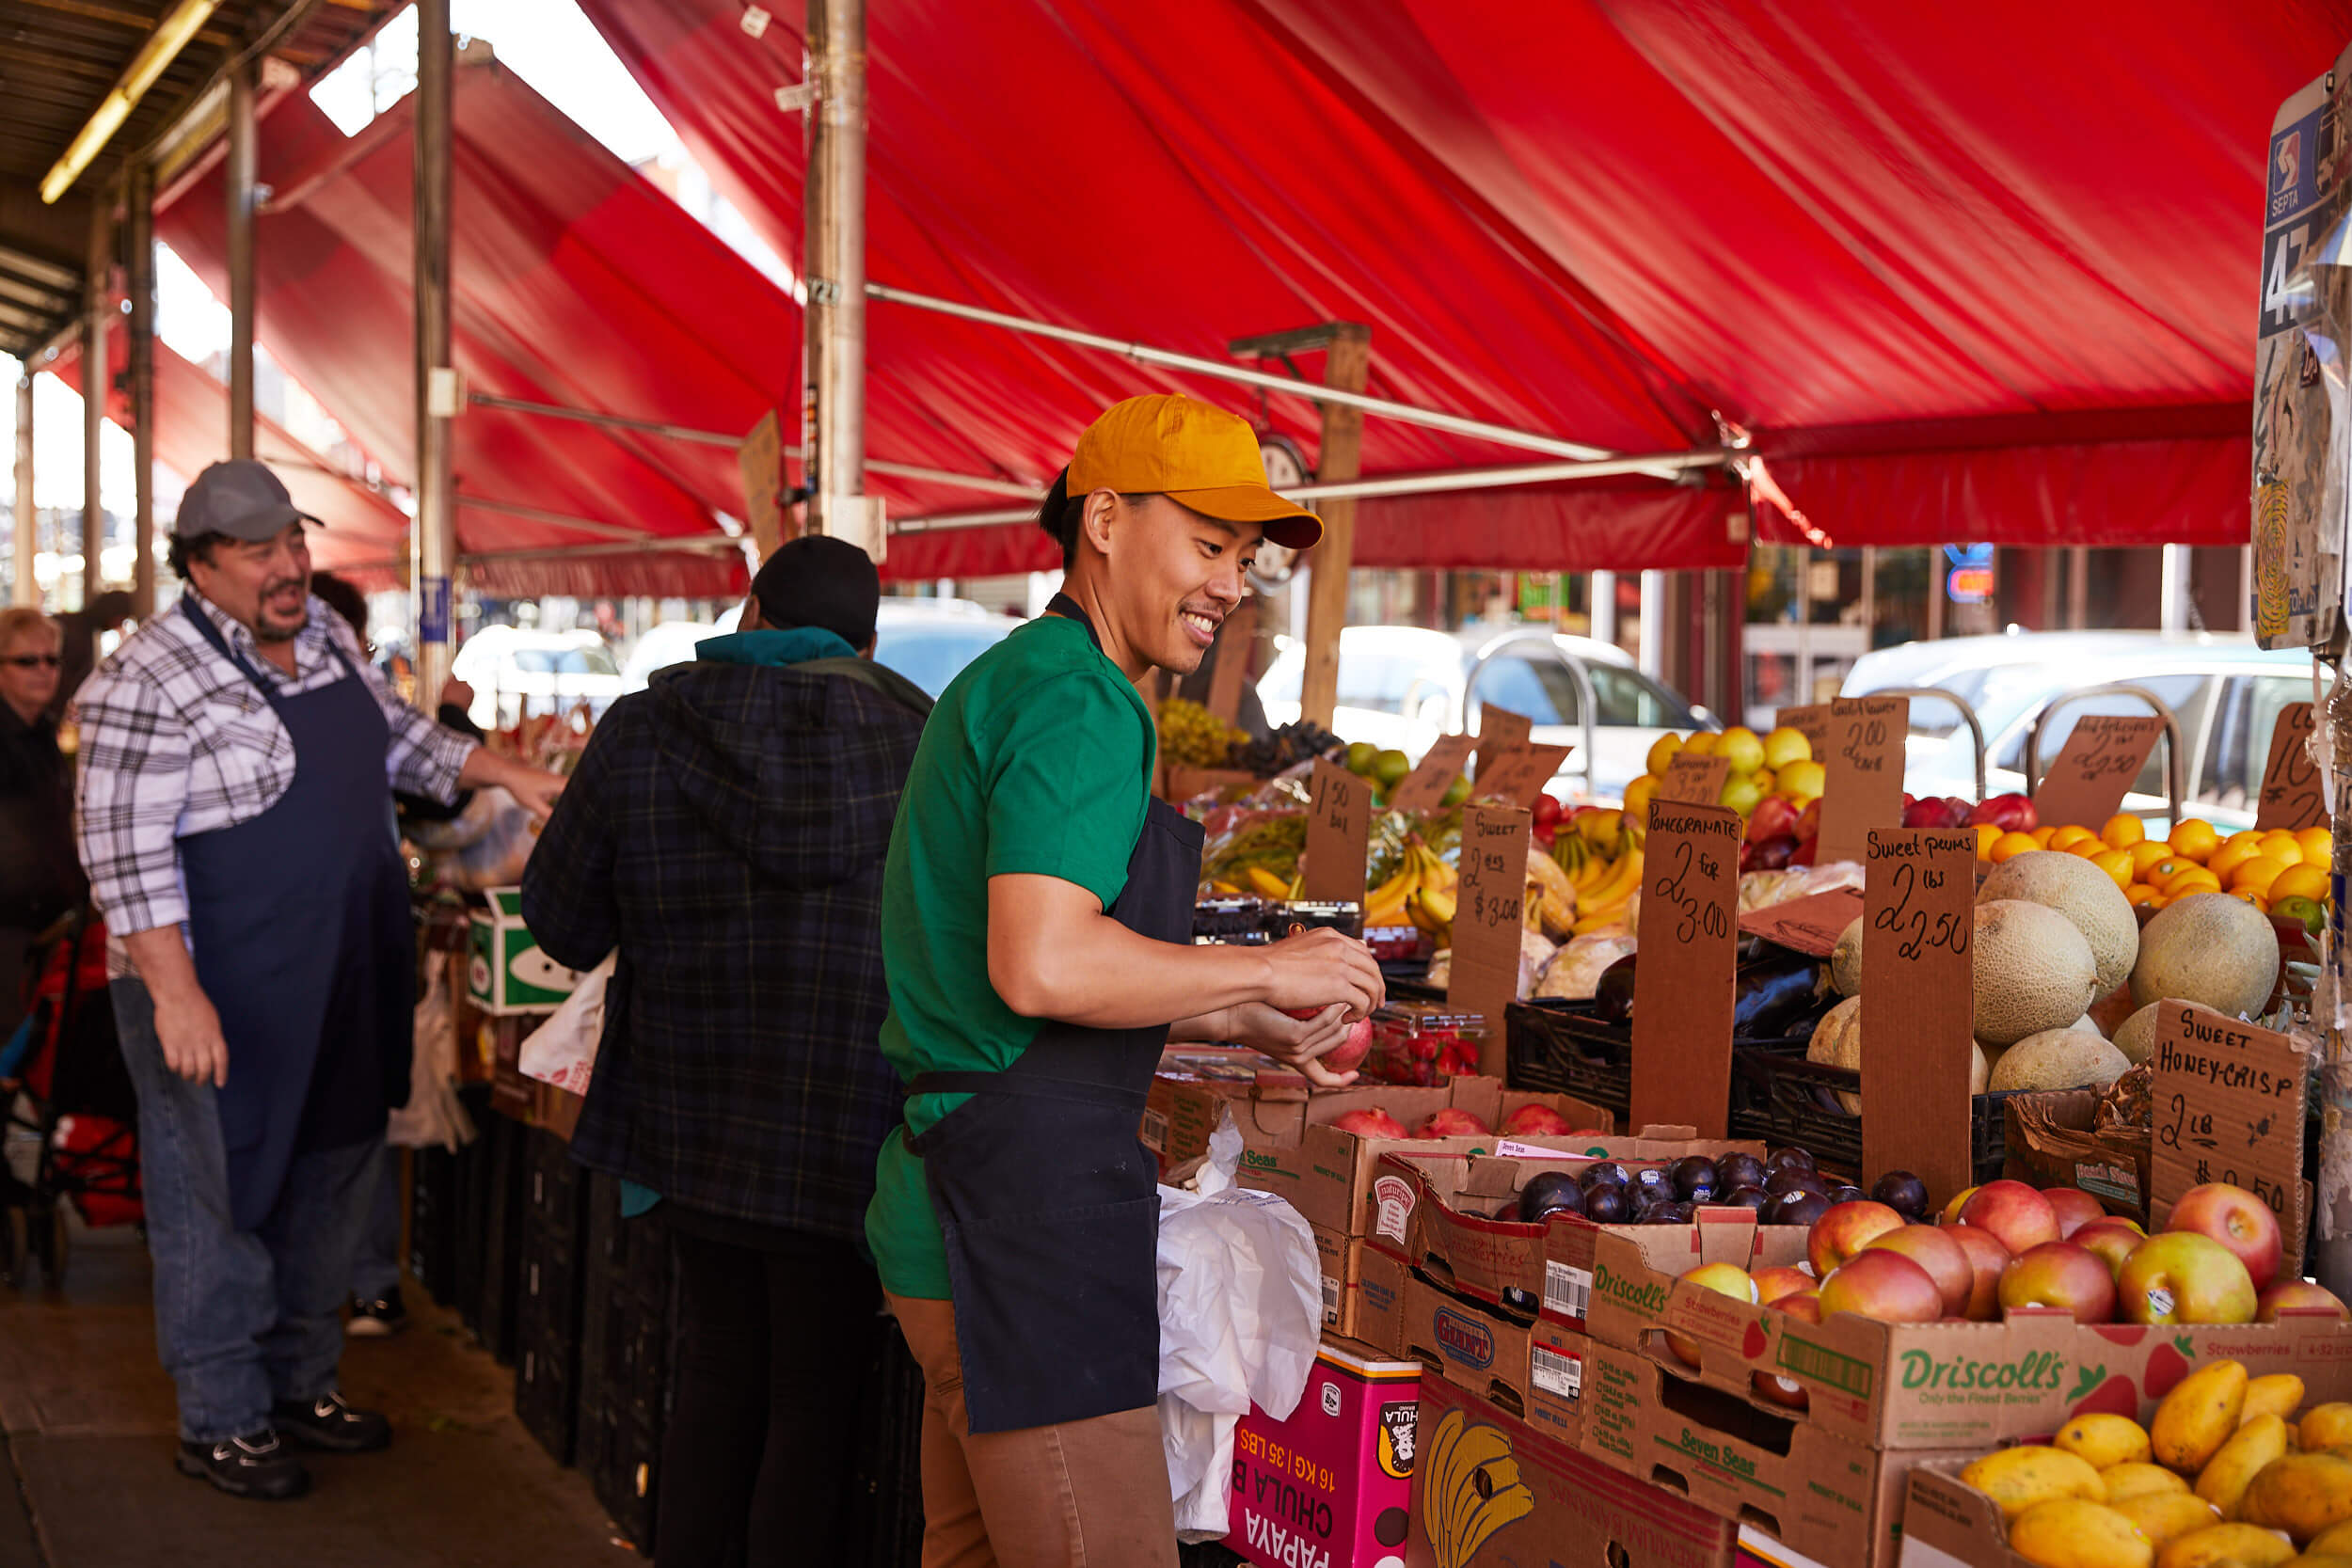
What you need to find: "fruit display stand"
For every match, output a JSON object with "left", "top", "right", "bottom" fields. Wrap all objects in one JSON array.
[
  {"left": 2000, "top": 1091, "right": 2152, "bottom": 1225},
  {"left": 1725, "top": 1052, "right": 2024, "bottom": 1188}
]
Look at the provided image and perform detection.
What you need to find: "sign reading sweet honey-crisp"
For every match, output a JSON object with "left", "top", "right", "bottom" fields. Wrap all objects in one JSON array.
[{"left": 2149, "top": 1002, "right": 2310, "bottom": 1271}]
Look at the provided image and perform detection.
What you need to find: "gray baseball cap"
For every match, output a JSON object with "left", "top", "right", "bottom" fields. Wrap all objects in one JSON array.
[{"left": 178, "top": 459, "right": 322, "bottom": 542}]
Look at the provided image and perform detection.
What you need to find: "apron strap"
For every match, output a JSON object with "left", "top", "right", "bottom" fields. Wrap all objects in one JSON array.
[
  {"left": 904, "top": 1069, "right": 1145, "bottom": 1107},
  {"left": 180, "top": 593, "right": 359, "bottom": 715},
  {"left": 1044, "top": 592, "right": 1102, "bottom": 653}
]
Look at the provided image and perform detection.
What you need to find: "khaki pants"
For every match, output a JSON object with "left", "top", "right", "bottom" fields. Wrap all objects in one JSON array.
[{"left": 887, "top": 1292, "right": 1177, "bottom": 1568}]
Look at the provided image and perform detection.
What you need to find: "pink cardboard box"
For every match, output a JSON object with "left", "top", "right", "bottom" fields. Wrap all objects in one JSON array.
[{"left": 1226, "top": 1337, "right": 1421, "bottom": 1568}]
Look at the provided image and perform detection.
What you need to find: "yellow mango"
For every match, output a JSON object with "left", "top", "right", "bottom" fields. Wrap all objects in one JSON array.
[
  {"left": 2199, "top": 1416, "right": 2290, "bottom": 1519},
  {"left": 2315, "top": 1520, "right": 2352, "bottom": 1556},
  {"left": 2242, "top": 1452, "right": 2352, "bottom": 1544},
  {"left": 2061, "top": 1415, "right": 2156, "bottom": 1470},
  {"left": 2113, "top": 1493, "right": 2222, "bottom": 1549},
  {"left": 2289, "top": 1558, "right": 2352, "bottom": 1568},
  {"left": 1961, "top": 1446, "right": 2109, "bottom": 1520},
  {"left": 2305, "top": 1408, "right": 2352, "bottom": 1453},
  {"left": 2155, "top": 1363, "right": 2251, "bottom": 1476},
  {"left": 2105, "top": 1463, "right": 2192, "bottom": 1502},
  {"left": 2010, "top": 1499, "right": 2154, "bottom": 1568},
  {"left": 2154, "top": 1523, "right": 2296, "bottom": 1568},
  {"left": 2248, "top": 1378, "right": 2311, "bottom": 1428}
]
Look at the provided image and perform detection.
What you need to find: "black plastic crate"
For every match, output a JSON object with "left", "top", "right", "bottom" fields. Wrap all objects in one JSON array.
[
  {"left": 406, "top": 1146, "right": 458, "bottom": 1303},
  {"left": 1725, "top": 1045, "right": 2020, "bottom": 1184},
  {"left": 515, "top": 1318, "right": 578, "bottom": 1465},
  {"left": 1506, "top": 999, "right": 1820, "bottom": 1123},
  {"left": 526, "top": 1125, "right": 585, "bottom": 1228},
  {"left": 471, "top": 1115, "right": 529, "bottom": 1365},
  {"left": 851, "top": 1317, "right": 927, "bottom": 1568},
  {"left": 590, "top": 1402, "right": 662, "bottom": 1553}
]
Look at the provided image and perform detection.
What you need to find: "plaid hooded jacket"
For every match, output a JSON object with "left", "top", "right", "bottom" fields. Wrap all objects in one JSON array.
[{"left": 522, "top": 642, "right": 930, "bottom": 1242}]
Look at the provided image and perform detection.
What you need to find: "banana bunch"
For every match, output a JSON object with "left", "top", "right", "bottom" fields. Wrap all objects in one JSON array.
[
  {"left": 1567, "top": 844, "right": 1645, "bottom": 936},
  {"left": 1422, "top": 1407, "right": 1535, "bottom": 1568},
  {"left": 1362, "top": 841, "right": 1458, "bottom": 934},
  {"left": 1524, "top": 846, "right": 1580, "bottom": 940}
]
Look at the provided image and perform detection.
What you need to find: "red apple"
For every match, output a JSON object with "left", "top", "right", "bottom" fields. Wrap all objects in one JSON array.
[
  {"left": 1807, "top": 1200, "right": 1907, "bottom": 1277},
  {"left": 1940, "top": 1185, "right": 1980, "bottom": 1227},
  {"left": 1998, "top": 1243, "right": 2119, "bottom": 1324},
  {"left": 1749, "top": 835, "right": 1800, "bottom": 871},
  {"left": 1862, "top": 1225, "right": 1974, "bottom": 1319},
  {"left": 1417, "top": 1108, "right": 1493, "bottom": 1139},
  {"left": 1753, "top": 1291, "right": 1822, "bottom": 1409},
  {"left": 1750, "top": 1265, "right": 1817, "bottom": 1306},
  {"left": 2116, "top": 1232, "right": 2258, "bottom": 1325},
  {"left": 1946, "top": 1224, "right": 2012, "bottom": 1322},
  {"left": 1323, "top": 1017, "right": 1375, "bottom": 1074},
  {"left": 1330, "top": 1108, "right": 1408, "bottom": 1140},
  {"left": 1819, "top": 1249, "right": 1945, "bottom": 1324},
  {"left": 1794, "top": 799, "right": 1823, "bottom": 843},
  {"left": 2042, "top": 1188, "right": 2107, "bottom": 1241},
  {"left": 1666, "top": 1263, "right": 1759, "bottom": 1367},
  {"left": 1747, "top": 796, "right": 1801, "bottom": 845},
  {"left": 1966, "top": 793, "right": 2037, "bottom": 832},
  {"left": 1501, "top": 1103, "right": 1577, "bottom": 1138},
  {"left": 2256, "top": 1280, "right": 2351, "bottom": 1323},
  {"left": 1959, "top": 1180, "right": 2060, "bottom": 1256},
  {"left": 2165, "top": 1183, "right": 2284, "bottom": 1291},
  {"left": 2072, "top": 1218, "right": 2147, "bottom": 1282},
  {"left": 1902, "top": 797, "right": 1968, "bottom": 831}
]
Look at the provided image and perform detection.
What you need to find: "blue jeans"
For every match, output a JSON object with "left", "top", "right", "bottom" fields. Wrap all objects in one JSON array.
[
  {"left": 349, "top": 1143, "right": 402, "bottom": 1302},
  {"left": 112, "top": 977, "right": 382, "bottom": 1443}
]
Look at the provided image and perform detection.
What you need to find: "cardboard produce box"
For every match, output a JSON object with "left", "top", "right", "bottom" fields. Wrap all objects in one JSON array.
[
  {"left": 1315, "top": 1226, "right": 1367, "bottom": 1340},
  {"left": 2001, "top": 1089, "right": 2149, "bottom": 1222},
  {"left": 1223, "top": 1337, "right": 1420, "bottom": 1568},
  {"left": 1406, "top": 1372, "right": 1737, "bottom": 1568},
  {"left": 1144, "top": 1052, "right": 1269, "bottom": 1170},
  {"left": 1358, "top": 1244, "right": 1411, "bottom": 1359},
  {"left": 1398, "top": 1269, "right": 1587, "bottom": 1445},
  {"left": 1582, "top": 1339, "right": 1973, "bottom": 1568},
  {"left": 1897, "top": 1460, "right": 2031, "bottom": 1568},
  {"left": 469, "top": 887, "right": 583, "bottom": 1015}
]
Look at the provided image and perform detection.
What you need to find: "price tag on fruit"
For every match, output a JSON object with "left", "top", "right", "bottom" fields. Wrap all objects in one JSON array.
[
  {"left": 1629, "top": 802, "right": 1741, "bottom": 1139},
  {"left": 1472, "top": 743, "right": 1573, "bottom": 810},
  {"left": 1473, "top": 705, "right": 1534, "bottom": 779},
  {"left": 1389, "top": 734, "right": 1474, "bottom": 817},
  {"left": 1860, "top": 828, "right": 1978, "bottom": 1202},
  {"left": 2149, "top": 1002, "right": 2310, "bottom": 1275},
  {"left": 1775, "top": 704, "right": 1835, "bottom": 759},
  {"left": 1658, "top": 752, "right": 1731, "bottom": 806},
  {"left": 2032, "top": 713, "right": 2166, "bottom": 832},
  {"left": 1303, "top": 757, "right": 1372, "bottom": 906},
  {"left": 1816, "top": 696, "right": 1908, "bottom": 865},
  {"left": 2255, "top": 703, "right": 2326, "bottom": 832},
  {"left": 1447, "top": 804, "right": 1531, "bottom": 1074}
]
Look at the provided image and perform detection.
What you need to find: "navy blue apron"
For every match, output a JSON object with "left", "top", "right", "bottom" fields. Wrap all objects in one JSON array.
[
  {"left": 904, "top": 594, "right": 1203, "bottom": 1433},
  {"left": 176, "top": 596, "right": 414, "bottom": 1231}
]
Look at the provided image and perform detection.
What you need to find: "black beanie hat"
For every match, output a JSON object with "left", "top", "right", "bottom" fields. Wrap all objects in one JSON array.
[{"left": 749, "top": 535, "right": 881, "bottom": 648}]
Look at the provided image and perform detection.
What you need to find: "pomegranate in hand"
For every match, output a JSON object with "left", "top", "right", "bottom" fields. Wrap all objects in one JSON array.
[{"left": 1324, "top": 1017, "right": 1375, "bottom": 1074}]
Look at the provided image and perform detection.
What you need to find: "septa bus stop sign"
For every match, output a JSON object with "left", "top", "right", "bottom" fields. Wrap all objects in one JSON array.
[{"left": 1945, "top": 543, "right": 1994, "bottom": 605}]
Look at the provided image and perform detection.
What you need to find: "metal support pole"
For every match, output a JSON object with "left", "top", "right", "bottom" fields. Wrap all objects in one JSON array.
[
  {"left": 1638, "top": 570, "right": 1666, "bottom": 680},
  {"left": 1297, "top": 326, "right": 1372, "bottom": 731},
  {"left": 2159, "top": 544, "right": 2191, "bottom": 634},
  {"left": 10, "top": 368, "right": 31, "bottom": 607},
  {"left": 1927, "top": 548, "right": 1945, "bottom": 641},
  {"left": 226, "top": 59, "right": 256, "bottom": 458},
  {"left": 82, "top": 189, "right": 108, "bottom": 607},
  {"left": 1590, "top": 569, "right": 1617, "bottom": 649},
  {"left": 127, "top": 160, "right": 155, "bottom": 617},
  {"left": 1858, "top": 546, "right": 1877, "bottom": 645},
  {"left": 803, "top": 0, "right": 876, "bottom": 557},
  {"left": 413, "top": 0, "right": 456, "bottom": 701}
]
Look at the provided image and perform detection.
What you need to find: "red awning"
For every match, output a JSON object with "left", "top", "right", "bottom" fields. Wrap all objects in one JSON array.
[{"left": 574, "top": 0, "right": 2352, "bottom": 567}]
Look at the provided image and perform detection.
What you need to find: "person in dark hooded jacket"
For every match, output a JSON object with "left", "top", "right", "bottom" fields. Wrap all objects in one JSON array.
[{"left": 521, "top": 536, "right": 927, "bottom": 1567}]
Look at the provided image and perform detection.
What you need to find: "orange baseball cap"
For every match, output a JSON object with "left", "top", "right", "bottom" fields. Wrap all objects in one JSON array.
[{"left": 1067, "top": 394, "right": 1322, "bottom": 549}]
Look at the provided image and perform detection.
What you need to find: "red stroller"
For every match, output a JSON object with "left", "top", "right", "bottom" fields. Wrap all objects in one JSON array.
[{"left": 5, "top": 911, "right": 142, "bottom": 1283}]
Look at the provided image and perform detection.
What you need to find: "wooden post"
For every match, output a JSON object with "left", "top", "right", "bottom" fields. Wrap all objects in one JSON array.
[
  {"left": 82, "top": 187, "right": 109, "bottom": 606},
  {"left": 1296, "top": 325, "right": 1370, "bottom": 730},
  {"left": 127, "top": 160, "right": 155, "bottom": 618}
]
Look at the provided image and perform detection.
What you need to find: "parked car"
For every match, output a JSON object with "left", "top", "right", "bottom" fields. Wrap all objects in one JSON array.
[
  {"left": 620, "top": 598, "right": 1021, "bottom": 700},
  {"left": 452, "top": 626, "right": 626, "bottom": 730},
  {"left": 1841, "top": 630, "right": 2329, "bottom": 831},
  {"left": 1256, "top": 624, "right": 1712, "bottom": 801}
]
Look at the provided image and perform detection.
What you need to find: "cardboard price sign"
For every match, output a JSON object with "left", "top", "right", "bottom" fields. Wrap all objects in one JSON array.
[
  {"left": 1660, "top": 752, "right": 1732, "bottom": 805},
  {"left": 1736, "top": 888, "right": 1865, "bottom": 958},
  {"left": 737, "top": 408, "right": 788, "bottom": 558},
  {"left": 1388, "top": 734, "right": 1474, "bottom": 817},
  {"left": 2255, "top": 703, "right": 2326, "bottom": 832},
  {"left": 1630, "top": 803, "right": 1742, "bottom": 1138},
  {"left": 1473, "top": 705, "right": 1533, "bottom": 779},
  {"left": 1775, "top": 704, "right": 1834, "bottom": 759},
  {"left": 1447, "top": 805, "right": 1531, "bottom": 1076},
  {"left": 1472, "top": 743, "right": 1573, "bottom": 810},
  {"left": 2033, "top": 714, "right": 2166, "bottom": 831},
  {"left": 1860, "top": 828, "right": 1979, "bottom": 1203},
  {"left": 2149, "top": 1002, "right": 2311, "bottom": 1271},
  {"left": 1816, "top": 696, "right": 1908, "bottom": 865},
  {"left": 1303, "top": 758, "right": 1372, "bottom": 906}
]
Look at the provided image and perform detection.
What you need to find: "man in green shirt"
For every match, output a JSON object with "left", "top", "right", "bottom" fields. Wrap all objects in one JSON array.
[{"left": 868, "top": 394, "right": 1382, "bottom": 1567}]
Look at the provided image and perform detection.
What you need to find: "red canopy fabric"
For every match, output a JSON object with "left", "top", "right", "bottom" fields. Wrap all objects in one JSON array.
[{"left": 576, "top": 0, "right": 2352, "bottom": 571}]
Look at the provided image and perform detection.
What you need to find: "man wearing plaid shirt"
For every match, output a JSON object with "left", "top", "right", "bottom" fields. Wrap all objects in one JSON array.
[{"left": 75, "top": 459, "right": 564, "bottom": 1500}]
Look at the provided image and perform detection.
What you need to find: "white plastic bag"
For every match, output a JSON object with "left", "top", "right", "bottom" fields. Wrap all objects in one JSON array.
[
  {"left": 516, "top": 952, "right": 615, "bottom": 1095},
  {"left": 388, "top": 961, "right": 476, "bottom": 1150},
  {"left": 1155, "top": 1110, "right": 1323, "bottom": 1541}
]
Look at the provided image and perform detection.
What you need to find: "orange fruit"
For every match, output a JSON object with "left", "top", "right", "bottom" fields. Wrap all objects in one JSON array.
[
  {"left": 2145, "top": 893, "right": 2172, "bottom": 911},
  {"left": 1972, "top": 824, "right": 2001, "bottom": 860},
  {"left": 2169, "top": 818, "right": 2220, "bottom": 863},
  {"left": 2049, "top": 825, "right": 2096, "bottom": 852},
  {"left": 2230, "top": 857, "right": 2294, "bottom": 897},
  {"left": 2223, "top": 828, "right": 2265, "bottom": 851},
  {"left": 2067, "top": 836, "right": 2110, "bottom": 860},
  {"left": 2129, "top": 841, "right": 2177, "bottom": 878},
  {"left": 2260, "top": 832, "right": 2304, "bottom": 864},
  {"left": 2231, "top": 888, "right": 2271, "bottom": 913},
  {"left": 1990, "top": 832, "right": 2042, "bottom": 864},
  {"left": 2208, "top": 840, "right": 2262, "bottom": 883},
  {"left": 2271, "top": 863, "right": 2328, "bottom": 904},
  {"left": 2162, "top": 865, "right": 2223, "bottom": 898},
  {"left": 2029, "top": 825, "right": 2058, "bottom": 847},
  {"left": 2298, "top": 827, "right": 2331, "bottom": 867},
  {"left": 2089, "top": 848, "right": 2135, "bottom": 890},
  {"left": 2100, "top": 814, "right": 2146, "bottom": 850},
  {"left": 2125, "top": 883, "right": 2159, "bottom": 908},
  {"left": 2140, "top": 855, "right": 2189, "bottom": 887}
]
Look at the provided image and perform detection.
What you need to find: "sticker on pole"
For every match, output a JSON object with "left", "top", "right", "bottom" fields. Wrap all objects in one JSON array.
[{"left": 419, "top": 577, "right": 452, "bottom": 644}]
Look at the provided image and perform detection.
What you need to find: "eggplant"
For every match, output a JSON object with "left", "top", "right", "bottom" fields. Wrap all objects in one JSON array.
[
  {"left": 1732, "top": 953, "right": 1828, "bottom": 1040},
  {"left": 1593, "top": 955, "right": 1638, "bottom": 1026}
]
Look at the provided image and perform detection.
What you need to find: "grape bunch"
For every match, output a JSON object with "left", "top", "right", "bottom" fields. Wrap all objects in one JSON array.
[
  {"left": 1229, "top": 719, "right": 1345, "bottom": 777},
  {"left": 1158, "top": 699, "right": 1246, "bottom": 768}
]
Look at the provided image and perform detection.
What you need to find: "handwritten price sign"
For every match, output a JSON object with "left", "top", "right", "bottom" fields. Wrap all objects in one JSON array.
[
  {"left": 2150, "top": 1002, "right": 2310, "bottom": 1271},
  {"left": 1660, "top": 752, "right": 1732, "bottom": 806},
  {"left": 2034, "top": 714, "right": 2166, "bottom": 831},
  {"left": 1816, "top": 696, "right": 1908, "bottom": 864},
  {"left": 1860, "top": 828, "right": 1979, "bottom": 1200},
  {"left": 1302, "top": 758, "right": 1371, "bottom": 905},
  {"left": 1447, "top": 805, "right": 1531, "bottom": 1074},
  {"left": 1473, "top": 743, "right": 1574, "bottom": 810},
  {"left": 1630, "top": 803, "right": 1741, "bottom": 1138},
  {"left": 1389, "top": 734, "right": 1474, "bottom": 817},
  {"left": 1775, "top": 705, "right": 1834, "bottom": 759},
  {"left": 1473, "top": 705, "right": 1534, "bottom": 781},
  {"left": 2255, "top": 704, "right": 2325, "bottom": 832}
]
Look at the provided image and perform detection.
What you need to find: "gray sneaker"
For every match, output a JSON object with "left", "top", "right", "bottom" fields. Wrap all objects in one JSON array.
[{"left": 176, "top": 1431, "right": 310, "bottom": 1499}]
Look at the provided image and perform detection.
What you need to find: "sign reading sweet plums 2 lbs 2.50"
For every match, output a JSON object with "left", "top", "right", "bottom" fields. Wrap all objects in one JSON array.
[
  {"left": 2149, "top": 1001, "right": 2310, "bottom": 1272},
  {"left": 1629, "top": 802, "right": 1740, "bottom": 1140},
  {"left": 1860, "top": 828, "right": 1977, "bottom": 1203}
]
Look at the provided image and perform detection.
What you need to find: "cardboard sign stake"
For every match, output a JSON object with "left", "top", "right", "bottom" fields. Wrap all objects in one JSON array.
[
  {"left": 2032, "top": 713, "right": 2167, "bottom": 830},
  {"left": 1448, "top": 805, "right": 1531, "bottom": 1076},
  {"left": 2256, "top": 703, "right": 2326, "bottom": 831},
  {"left": 1774, "top": 704, "right": 1834, "bottom": 762},
  {"left": 1388, "top": 733, "right": 1473, "bottom": 817},
  {"left": 1659, "top": 752, "right": 1732, "bottom": 805},
  {"left": 1472, "top": 705, "right": 1533, "bottom": 780},
  {"left": 1471, "top": 743, "right": 1574, "bottom": 810},
  {"left": 1816, "top": 696, "right": 1908, "bottom": 865},
  {"left": 1303, "top": 757, "right": 1373, "bottom": 906},
  {"left": 1860, "top": 828, "right": 1978, "bottom": 1204},
  {"left": 2149, "top": 1002, "right": 2311, "bottom": 1271},
  {"left": 1629, "top": 801, "right": 1741, "bottom": 1139}
]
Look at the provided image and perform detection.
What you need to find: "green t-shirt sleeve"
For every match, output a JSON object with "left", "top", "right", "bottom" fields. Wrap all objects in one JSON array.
[{"left": 979, "top": 669, "right": 1151, "bottom": 910}]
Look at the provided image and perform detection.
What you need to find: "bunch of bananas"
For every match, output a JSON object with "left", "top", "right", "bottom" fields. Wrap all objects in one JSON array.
[
  {"left": 1565, "top": 843, "right": 1645, "bottom": 935},
  {"left": 1362, "top": 841, "right": 1457, "bottom": 934},
  {"left": 1157, "top": 698, "right": 1244, "bottom": 768},
  {"left": 1422, "top": 1407, "right": 1535, "bottom": 1568}
]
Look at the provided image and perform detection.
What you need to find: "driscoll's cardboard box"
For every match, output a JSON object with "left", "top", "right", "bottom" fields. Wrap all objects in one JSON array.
[
  {"left": 1406, "top": 1372, "right": 1736, "bottom": 1568},
  {"left": 1223, "top": 1337, "right": 1420, "bottom": 1568},
  {"left": 1398, "top": 1269, "right": 1586, "bottom": 1446}
]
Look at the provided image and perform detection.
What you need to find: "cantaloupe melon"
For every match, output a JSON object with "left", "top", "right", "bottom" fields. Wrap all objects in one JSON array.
[
  {"left": 1973, "top": 900, "right": 2101, "bottom": 1047},
  {"left": 1831, "top": 917, "right": 1864, "bottom": 997},
  {"left": 1805, "top": 994, "right": 1989, "bottom": 1112},
  {"left": 1987, "top": 1027, "right": 2131, "bottom": 1093},
  {"left": 1979, "top": 851, "right": 2139, "bottom": 995},
  {"left": 2129, "top": 893, "right": 2280, "bottom": 1020},
  {"left": 2113, "top": 1003, "right": 2165, "bottom": 1066}
]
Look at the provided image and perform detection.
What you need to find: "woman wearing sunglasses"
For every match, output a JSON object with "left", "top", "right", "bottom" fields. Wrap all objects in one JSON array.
[{"left": 0, "top": 607, "right": 86, "bottom": 1043}]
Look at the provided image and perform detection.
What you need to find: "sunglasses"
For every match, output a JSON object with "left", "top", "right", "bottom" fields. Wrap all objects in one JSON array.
[{"left": 2, "top": 655, "right": 59, "bottom": 669}]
